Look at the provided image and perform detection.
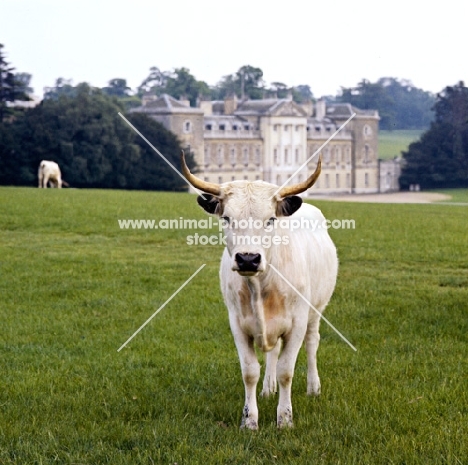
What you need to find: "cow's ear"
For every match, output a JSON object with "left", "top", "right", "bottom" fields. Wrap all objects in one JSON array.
[
  {"left": 277, "top": 195, "right": 302, "bottom": 217},
  {"left": 197, "top": 194, "right": 220, "bottom": 214}
]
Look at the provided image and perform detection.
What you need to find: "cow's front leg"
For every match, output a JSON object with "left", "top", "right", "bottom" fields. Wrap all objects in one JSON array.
[
  {"left": 261, "top": 339, "right": 281, "bottom": 397},
  {"left": 276, "top": 327, "right": 306, "bottom": 428},
  {"left": 231, "top": 321, "right": 260, "bottom": 430}
]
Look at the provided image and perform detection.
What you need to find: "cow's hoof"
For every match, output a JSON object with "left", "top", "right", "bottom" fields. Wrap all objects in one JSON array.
[
  {"left": 240, "top": 405, "right": 258, "bottom": 430},
  {"left": 277, "top": 408, "right": 293, "bottom": 428},
  {"left": 240, "top": 418, "right": 258, "bottom": 430}
]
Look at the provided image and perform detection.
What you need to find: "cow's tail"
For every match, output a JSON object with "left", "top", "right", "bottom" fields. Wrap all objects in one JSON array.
[{"left": 62, "top": 180, "right": 70, "bottom": 187}]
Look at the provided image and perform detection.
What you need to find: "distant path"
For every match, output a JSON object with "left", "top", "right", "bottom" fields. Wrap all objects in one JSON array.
[{"left": 307, "top": 192, "right": 452, "bottom": 204}]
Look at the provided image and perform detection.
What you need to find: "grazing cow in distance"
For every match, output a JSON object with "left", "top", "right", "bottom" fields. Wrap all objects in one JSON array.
[
  {"left": 181, "top": 152, "right": 338, "bottom": 429},
  {"left": 38, "top": 160, "right": 68, "bottom": 188}
]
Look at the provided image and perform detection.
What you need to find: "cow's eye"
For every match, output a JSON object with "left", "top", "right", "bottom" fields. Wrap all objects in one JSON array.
[
  {"left": 266, "top": 217, "right": 277, "bottom": 227},
  {"left": 220, "top": 216, "right": 230, "bottom": 225}
]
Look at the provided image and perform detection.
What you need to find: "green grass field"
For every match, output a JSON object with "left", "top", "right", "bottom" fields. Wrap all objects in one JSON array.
[
  {"left": 1, "top": 187, "right": 467, "bottom": 464},
  {"left": 378, "top": 130, "right": 425, "bottom": 160},
  {"left": 434, "top": 189, "right": 468, "bottom": 204}
]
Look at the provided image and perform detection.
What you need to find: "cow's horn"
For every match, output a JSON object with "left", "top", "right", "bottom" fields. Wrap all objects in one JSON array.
[
  {"left": 180, "top": 150, "right": 221, "bottom": 196},
  {"left": 278, "top": 156, "right": 322, "bottom": 197}
]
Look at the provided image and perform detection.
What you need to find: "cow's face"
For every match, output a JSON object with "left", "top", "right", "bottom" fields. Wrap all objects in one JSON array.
[
  {"left": 197, "top": 182, "right": 303, "bottom": 276},
  {"left": 181, "top": 151, "right": 321, "bottom": 276}
]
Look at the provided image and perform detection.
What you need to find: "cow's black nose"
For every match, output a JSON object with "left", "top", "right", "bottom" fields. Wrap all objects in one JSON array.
[{"left": 235, "top": 253, "right": 261, "bottom": 272}]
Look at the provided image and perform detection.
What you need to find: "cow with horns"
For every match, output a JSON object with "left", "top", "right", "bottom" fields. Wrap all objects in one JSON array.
[
  {"left": 38, "top": 160, "right": 67, "bottom": 188},
  {"left": 181, "top": 152, "right": 338, "bottom": 429}
]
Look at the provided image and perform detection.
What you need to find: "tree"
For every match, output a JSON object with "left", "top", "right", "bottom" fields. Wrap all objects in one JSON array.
[
  {"left": 339, "top": 78, "right": 435, "bottom": 130},
  {"left": 0, "top": 44, "right": 30, "bottom": 122},
  {"left": 102, "top": 78, "right": 132, "bottom": 97},
  {"left": 138, "top": 66, "right": 210, "bottom": 106},
  {"left": 340, "top": 79, "right": 396, "bottom": 128},
  {"left": 292, "top": 85, "right": 314, "bottom": 103},
  {"left": 43, "top": 78, "right": 76, "bottom": 99},
  {"left": 400, "top": 82, "right": 468, "bottom": 189},
  {"left": 102, "top": 78, "right": 141, "bottom": 111},
  {"left": 214, "top": 65, "right": 265, "bottom": 100},
  {"left": 0, "top": 82, "right": 194, "bottom": 190},
  {"left": 164, "top": 67, "right": 210, "bottom": 106}
]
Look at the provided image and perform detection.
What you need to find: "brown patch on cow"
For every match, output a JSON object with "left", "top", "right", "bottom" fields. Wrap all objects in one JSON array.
[
  {"left": 262, "top": 289, "right": 285, "bottom": 321},
  {"left": 238, "top": 280, "right": 252, "bottom": 318}
]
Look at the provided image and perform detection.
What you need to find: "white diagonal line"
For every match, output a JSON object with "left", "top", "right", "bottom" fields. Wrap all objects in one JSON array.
[
  {"left": 118, "top": 112, "right": 207, "bottom": 199},
  {"left": 270, "top": 112, "right": 356, "bottom": 199},
  {"left": 268, "top": 263, "right": 357, "bottom": 351},
  {"left": 117, "top": 264, "right": 206, "bottom": 352}
]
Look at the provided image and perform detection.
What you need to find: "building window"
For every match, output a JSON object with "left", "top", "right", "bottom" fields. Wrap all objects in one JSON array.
[
  {"left": 183, "top": 120, "right": 192, "bottom": 133},
  {"left": 217, "top": 147, "right": 224, "bottom": 167},
  {"left": 365, "top": 173, "right": 369, "bottom": 187},
  {"left": 205, "top": 124, "right": 212, "bottom": 131},
  {"left": 204, "top": 147, "right": 210, "bottom": 167},
  {"left": 325, "top": 174, "right": 330, "bottom": 188},
  {"left": 204, "top": 176, "right": 209, "bottom": 182},
  {"left": 233, "top": 124, "right": 238, "bottom": 130},
  {"left": 244, "top": 175, "right": 248, "bottom": 180},
  {"left": 230, "top": 148, "right": 236, "bottom": 166},
  {"left": 364, "top": 145, "right": 370, "bottom": 163},
  {"left": 347, "top": 147, "right": 352, "bottom": 163},
  {"left": 255, "top": 175, "right": 260, "bottom": 180},
  {"left": 219, "top": 124, "right": 225, "bottom": 131},
  {"left": 335, "top": 147, "right": 342, "bottom": 163},
  {"left": 363, "top": 125, "right": 372, "bottom": 138},
  {"left": 276, "top": 174, "right": 281, "bottom": 185},
  {"left": 284, "top": 148, "right": 289, "bottom": 164},
  {"left": 255, "top": 148, "right": 261, "bottom": 166},
  {"left": 274, "top": 148, "right": 279, "bottom": 165},
  {"left": 243, "top": 148, "right": 249, "bottom": 166},
  {"left": 218, "top": 176, "right": 223, "bottom": 184},
  {"left": 273, "top": 124, "right": 278, "bottom": 131},
  {"left": 244, "top": 124, "right": 250, "bottom": 130},
  {"left": 295, "top": 125, "right": 300, "bottom": 132},
  {"left": 346, "top": 173, "right": 351, "bottom": 188},
  {"left": 336, "top": 173, "right": 340, "bottom": 188},
  {"left": 232, "top": 176, "right": 236, "bottom": 181},
  {"left": 295, "top": 148, "right": 300, "bottom": 163}
]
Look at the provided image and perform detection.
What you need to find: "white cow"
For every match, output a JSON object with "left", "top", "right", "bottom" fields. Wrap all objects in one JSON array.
[
  {"left": 181, "top": 152, "right": 338, "bottom": 429},
  {"left": 38, "top": 160, "right": 63, "bottom": 188}
]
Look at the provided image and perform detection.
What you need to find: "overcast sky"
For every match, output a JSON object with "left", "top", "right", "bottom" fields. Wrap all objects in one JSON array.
[{"left": 1, "top": 0, "right": 466, "bottom": 99}]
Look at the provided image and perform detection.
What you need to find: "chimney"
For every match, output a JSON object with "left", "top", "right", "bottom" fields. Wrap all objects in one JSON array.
[
  {"left": 224, "top": 95, "right": 237, "bottom": 115},
  {"left": 142, "top": 94, "right": 157, "bottom": 106},
  {"left": 199, "top": 100, "right": 213, "bottom": 116},
  {"left": 179, "top": 97, "right": 190, "bottom": 107},
  {"left": 315, "top": 99, "right": 326, "bottom": 120}
]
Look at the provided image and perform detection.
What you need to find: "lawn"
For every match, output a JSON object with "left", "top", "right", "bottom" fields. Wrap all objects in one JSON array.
[
  {"left": 0, "top": 187, "right": 467, "bottom": 464},
  {"left": 433, "top": 188, "right": 468, "bottom": 204},
  {"left": 378, "top": 129, "right": 425, "bottom": 160}
]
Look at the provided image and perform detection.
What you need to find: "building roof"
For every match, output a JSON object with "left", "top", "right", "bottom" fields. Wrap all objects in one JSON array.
[
  {"left": 235, "top": 98, "right": 308, "bottom": 117},
  {"left": 325, "top": 103, "right": 379, "bottom": 119},
  {"left": 132, "top": 93, "right": 203, "bottom": 115}
]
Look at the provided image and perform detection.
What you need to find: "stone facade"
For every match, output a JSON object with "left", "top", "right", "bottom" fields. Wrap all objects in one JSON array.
[{"left": 132, "top": 94, "right": 390, "bottom": 195}]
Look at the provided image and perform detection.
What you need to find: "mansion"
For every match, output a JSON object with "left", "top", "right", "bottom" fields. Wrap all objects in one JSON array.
[{"left": 132, "top": 94, "right": 401, "bottom": 194}]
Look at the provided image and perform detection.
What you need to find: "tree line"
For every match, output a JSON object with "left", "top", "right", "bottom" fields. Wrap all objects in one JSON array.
[{"left": 1, "top": 43, "right": 466, "bottom": 190}]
